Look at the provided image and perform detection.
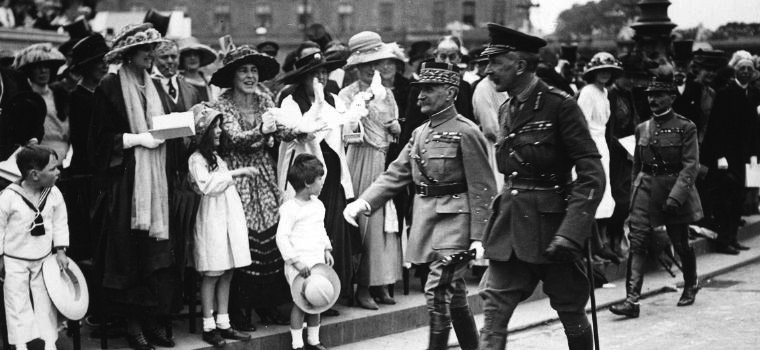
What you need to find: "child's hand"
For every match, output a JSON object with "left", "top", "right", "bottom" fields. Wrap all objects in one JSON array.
[
  {"left": 56, "top": 250, "right": 69, "bottom": 270},
  {"left": 294, "top": 261, "right": 311, "bottom": 278},
  {"left": 243, "top": 167, "right": 259, "bottom": 177},
  {"left": 325, "top": 250, "right": 334, "bottom": 267}
]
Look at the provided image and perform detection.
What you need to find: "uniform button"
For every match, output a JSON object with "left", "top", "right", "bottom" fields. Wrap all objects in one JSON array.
[
  {"left": 458, "top": 209, "right": 463, "bottom": 213},
  {"left": 425, "top": 139, "right": 429, "bottom": 143},
  {"left": 509, "top": 133, "right": 516, "bottom": 138},
  {"left": 511, "top": 189, "right": 519, "bottom": 196},
  {"left": 421, "top": 149, "right": 427, "bottom": 153},
  {"left": 421, "top": 160, "right": 426, "bottom": 164},
  {"left": 475, "top": 210, "right": 480, "bottom": 214},
  {"left": 652, "top": 140, "right": 658, "bottom": 144},
  {"left": 511, "top": 171, "right": 518, "bottom": 176}
]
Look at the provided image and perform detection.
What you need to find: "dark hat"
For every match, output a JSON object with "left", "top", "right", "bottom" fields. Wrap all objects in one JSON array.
[
  {"left": 277, "top": 52, "right": 346, "bottom": 85},
  {"left": 619, "top": 51, "right": 658, "bottom": 75},
  {"left": 178, "top": 37, "right": 217, "bottom": 69},
  {"left": 692, "top": 49, "right": 727, "bottom": 70},
  {"left": 411, "top": 62, "right": 460, "bottom": 86},
  {"left": 58, "top": 18, "right": 92, "bottom": 56},
  {"left": 645, "top": 75, "right": 677, "bottom": 94},
  {"left": 408, "top": 41, "right": 433, "bottom": 62},
  {"left": 1, "top": 92, "right": 47, "bottom": 148},
  {"left": 483, "top": 23, "right": 547, "bottom": 56},
  {"left": 560, "top": 45, "right": 578, "bottom": 64},
  {"left": 143, "top": 8, "right": 170, "bottom": 37},
  {"left": 0, "top": 49, "right": 14, "bottom": 67},
  {"left": 256, "top": 41, "right": 280, "bottom": 57},
  {"left": 672, "top": 40, "right": 693, "bottom": 64},
  {"left": 210, "top": 45, "right": 280, "bottom": 88},
  {"left": 468, "top": 46, "right": 488, "bottom": 63},
  {"left": 69, "top": 34, "right": 109, "bottom": 72}
]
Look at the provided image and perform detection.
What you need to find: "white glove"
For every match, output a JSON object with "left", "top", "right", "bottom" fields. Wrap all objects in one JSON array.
[
  {"left": 370, "top": 70, "right": 386, "bottom": 100},
  {"left": 260, "top": 110, "right": 278, "bottom": 134},
  {"left": 469, "top": 240, "right": 485, "bottom": 260},
  {"left": 717, "top": 157, "right": 729, "bottom": 170},
  {"left": 123, "top": 133, "right": 164, "bottom": 149},
  {"left": 343, "top": 198, "right": 371, "bottom": 227}
]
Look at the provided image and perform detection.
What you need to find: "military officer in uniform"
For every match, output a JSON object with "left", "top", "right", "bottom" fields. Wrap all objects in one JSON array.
[
  {"left": 609, "top": 77, "right": 702, "bottom": 318},
  {"left": 344, "top": 62, "right": 496, "bottom": 350},
  {"left": 478, "top": 24, "right": 605, "bottom": 350}
]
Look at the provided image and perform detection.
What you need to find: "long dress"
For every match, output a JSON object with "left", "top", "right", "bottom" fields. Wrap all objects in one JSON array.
[
  {"left": 578, "top": 84, "right": 615, "bottom": 219},
  {"left": 339, "top": 81, "right": 402, "bottom": 287},
  {"left": 206, "top": 89, "right": 298, "bottom": 308}
]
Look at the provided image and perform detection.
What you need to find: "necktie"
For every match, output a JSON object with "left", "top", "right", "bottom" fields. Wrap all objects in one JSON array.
[{"left": 168, "top": 79, "right": 177, "bottom": 101}]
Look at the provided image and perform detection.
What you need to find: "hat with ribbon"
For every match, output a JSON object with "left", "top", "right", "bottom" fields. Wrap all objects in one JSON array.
[
  {"left": 69, "top": 33, "right": 109, "bottom": 72},
  {"left": 290, "top": 264, "right": 341, "bottom": 315},
  {"left": 278, "top": 51, "right": 346, "bottom": 85},
  {"left": 645, "top": 75, "right": 677, "bottom": 94},
  {"left": 190, "top": 103, "right": 223, "bottom": 145},
  {"left": 344, "top": 31, "right": 397, "bottom": 69},
  {"left": 143, "top": 8, "right": 170, "bottom": 37},
  {"left": 42, "top": 256, "right": 90, "bottom": 320},
  {"left": 582, "top": 52, "right": 623, "bottom": 81},
  {"left": 210, "top": 45, "right": 280, "bottom": 88},
  {"left": 12, "top": 43, "right": 66, "bottom": 73},
  {"left": 692, "top": 49, "right": 727, "bottom": 70},
  {"left": 483, "top": 23, "right": 547, "bottom": 57},
  {"left": 58, "top": 18, "right": 92, "bottom": 57},
  {"left": 104, "top": 23, "right": 166, "bottom": 63},
  {"left": 178, "top": 37, "right": 217, "bottom": 69},
  {"left": 412, "top": 61, "right": 460, "bottom": 86}
]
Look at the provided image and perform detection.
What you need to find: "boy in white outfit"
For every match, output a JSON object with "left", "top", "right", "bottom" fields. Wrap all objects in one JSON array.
[{"left": 0, "top": 146, "right": 69, "bottom": 350}]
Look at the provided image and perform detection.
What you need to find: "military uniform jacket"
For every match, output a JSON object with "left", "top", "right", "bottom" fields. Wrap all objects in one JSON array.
[
  {"left": 359, "top": 109, "right": 496, "bottom": 264},
  {"left": 630, "top": 110, "right": 703, "bottom": 226},
  {"left": 482, "top": 79, "right": 604, "bottom": 264}
]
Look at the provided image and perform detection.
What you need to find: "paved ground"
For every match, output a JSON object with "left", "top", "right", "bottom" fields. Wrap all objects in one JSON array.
[
  {"left": 335, "top": 259, "right": 760, "bottom": 350},
  {"left": 509, "top": 261, "right": 760, "bottom": 350}
]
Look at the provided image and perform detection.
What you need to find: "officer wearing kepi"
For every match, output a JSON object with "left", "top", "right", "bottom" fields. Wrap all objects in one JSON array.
[
  {"left": 609, "top": 76, "right": 702, "bottom": 318},
  {"left": 478, "top": 24, "right": 605, "bottom": 350},
  {"left": 344, "top": 62, "right": 496, "bottom": 350}
]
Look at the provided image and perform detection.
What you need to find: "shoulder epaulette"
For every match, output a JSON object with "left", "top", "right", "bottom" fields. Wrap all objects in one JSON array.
[{"left": 545, "top": 86, "right": 572, "bottom": 100}]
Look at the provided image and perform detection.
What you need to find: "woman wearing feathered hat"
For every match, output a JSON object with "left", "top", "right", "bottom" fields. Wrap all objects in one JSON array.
[
  {"left": 205, "top": 44, "right": 300, "bottom": 330},
  {"left": 275, "top": 48, "right": 364, "bottom": 310},
  {"left": 89, "top": 23, "right": 178, "bottom": 350},
  {"left": 338, "top": 31, "right": 402, "bottom": 310},
  {"left": 178, "top": 37, "right": 218, "bottom": 102},
  {"left": 13, "top": 43, "right": 69, "bottom": 166},
  {"left": 578, "top": 52, "right": 624, "bottom": 261}
]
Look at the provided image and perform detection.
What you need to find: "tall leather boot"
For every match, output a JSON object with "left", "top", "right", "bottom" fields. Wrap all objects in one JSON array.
[
  {"left": 450, "top": 307, "right": 479, "bottom": 350},
  {"left": 478, "top": 332, "right": 507, "bottom": 350},
  {"left": 428, "top": 311, "right": 451, "bottom": 350},
  {"left": 677, "top": 248, "right": 699, "bottom": 306},
  {"left": 610, "top": 253, "right": 646, "bottom": 318},
  {"left": 566, "top": 328, "right": 593, "bottom": 350}
]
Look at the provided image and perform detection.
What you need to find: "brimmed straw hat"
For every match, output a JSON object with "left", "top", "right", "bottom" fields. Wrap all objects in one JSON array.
[
  {"left": 290, "top": 264, "right": 341, "bottom": 315},
  {"left": 13, "top": 43, "right": 65, "bottom": 72},
  {"left": 210, "top": 45, "right": 280, "bottom": 88},
  {"left": 104, "top": 23, "right": 166, "bottom": 63},
  {"left": 190, "top": 103, "right": 223, "bottom": 145},
  {"left": 278, "top": 51, "right": 346, "bottom": 85},
  {"left": 344, "top": 31, "right": 397, "bottom": 69},
  {"left": 178, "top": 37, "right": 217, "bottom": 69},
  {"left": 582, "top": 52, "right": 623, "bottom": 81},
  {"left": 42, "top": 256, "right": 89, "bottom": 321}
]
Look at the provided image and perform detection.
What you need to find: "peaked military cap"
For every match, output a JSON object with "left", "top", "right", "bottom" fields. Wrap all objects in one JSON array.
[
  {"left": 412, "top": 62, "right": 460, "bottom": 86},
  {"left": 483, "top": 23, "right": 547, "bottom": 56}
]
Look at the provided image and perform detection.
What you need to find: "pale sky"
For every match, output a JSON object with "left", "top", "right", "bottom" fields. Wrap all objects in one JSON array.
[{"left": 531, "top": 0, "right": 760, "bottom": 34}]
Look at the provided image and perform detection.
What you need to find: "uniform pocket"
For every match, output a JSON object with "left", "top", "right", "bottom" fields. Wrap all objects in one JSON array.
[
  {"left": 427, "top": 144, "right": 460, "bottom": 178},
  {"left": 536, "top": 191, "right": 567, "bottom": 249}
]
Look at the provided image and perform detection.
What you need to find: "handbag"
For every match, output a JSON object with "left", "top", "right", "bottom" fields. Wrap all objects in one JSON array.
[{"left": 343, "top": 120, "right": 365, "bottom": 144}]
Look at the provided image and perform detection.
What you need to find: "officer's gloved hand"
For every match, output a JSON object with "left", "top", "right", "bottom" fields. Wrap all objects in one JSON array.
[
  {"left": 544, "top": 235, "right": 583, "bottom": 262},
  {"left": 343, "top": 199, "right": 371, "bottom": 227},
  {"left": 662, "top": 197, "right": 680, "bottom": 215}
]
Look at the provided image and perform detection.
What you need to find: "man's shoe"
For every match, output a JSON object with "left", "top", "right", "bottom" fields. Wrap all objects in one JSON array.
[
  {"left": 732, "top": 242, "right": 750, "bottom": 251},
  {"left": 143, "top": 328, "right": 175, "bottom": 348},
  {"left": 677, "top": 285, "right": 700, "bottom": 306},
  {"left": 202, "top": 330, "right": 226, "bottom": 347},
  {"left": 305, "top": 343, "right": 329, "bottom": 350},
  {"left": 126, "top": 333, "right": 155, "bottom": 350},
  {"left": 716, "top": 244, "right": 740, "bottom": 255},
  {"left": 218, "top": 327, "right": 252, "bottom": 341},
  {"left": 609, "top": 301, "right": 639, "bottom": 318}
]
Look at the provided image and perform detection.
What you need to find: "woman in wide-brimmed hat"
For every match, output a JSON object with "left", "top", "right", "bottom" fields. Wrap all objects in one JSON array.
[
  {"left": 13, "top": 43, "right": 69, "bottom": 165},
  {"left": 338, "top": 31, "right": 402, "bottom": 310},
  {"left": 178, "top": 37, "right": 218, "bottom": 102},
  {"left": 89, "top": 23, "right": 180, "bottom": 350},
  {"left": 275, "top": 50, "right": 363, "bottom": 309},
  {"left": 578, "top": 51, "right": 624, "bottom": 260},
  {"left": 205, "top": 44, "right": 299, "bottom": 330}
]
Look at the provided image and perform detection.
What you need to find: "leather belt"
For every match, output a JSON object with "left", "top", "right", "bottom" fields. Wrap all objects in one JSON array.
[
  {"left": 641, "top": 163, "right": 682, "bottom": 176},
  {"left": 506, "top": 177, "right": 563, "bottom": 191},
  {"left": 415, "top": 182, "right": 468, "bottom": 197}
]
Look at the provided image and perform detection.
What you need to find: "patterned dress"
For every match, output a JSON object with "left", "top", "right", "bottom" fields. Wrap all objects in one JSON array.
[{"left": 206, "top": 89, "right": 298, "bottom": 308}]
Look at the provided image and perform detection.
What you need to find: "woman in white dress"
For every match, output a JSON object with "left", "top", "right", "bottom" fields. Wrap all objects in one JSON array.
[{"left": 578, "top": 52, "right": 623, "bottom": 260}]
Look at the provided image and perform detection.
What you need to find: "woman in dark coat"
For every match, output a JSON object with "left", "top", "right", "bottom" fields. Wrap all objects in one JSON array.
[{"left": 89, "top": 23, "right": 179, "bottom": 350}]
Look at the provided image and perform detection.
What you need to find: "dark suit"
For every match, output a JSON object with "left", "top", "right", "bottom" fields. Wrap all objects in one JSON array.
[
  {"left": 479, "top": 78, "right": 604, "bottom": 350},
  {"left": 673, "top": 81, "right": 706, "bottom": 139},
  {"left": 0, "top": 67, "right": 32, "bottom": 159}
]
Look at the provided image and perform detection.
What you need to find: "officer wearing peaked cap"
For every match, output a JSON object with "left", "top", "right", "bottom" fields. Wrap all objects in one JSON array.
[
  {"left": 478, "top": 24, "right": 605, "bottom": 350},
  {"left": 344, "top": 62, "right": 497, "bottom": 350}
]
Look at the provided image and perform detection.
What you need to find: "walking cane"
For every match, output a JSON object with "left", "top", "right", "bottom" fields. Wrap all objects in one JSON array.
[{"left": 586, "top": 239, "right": 601, "bottom": 350}]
